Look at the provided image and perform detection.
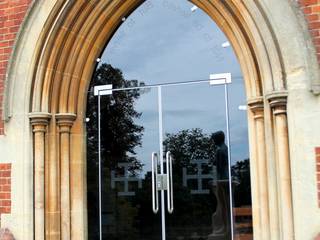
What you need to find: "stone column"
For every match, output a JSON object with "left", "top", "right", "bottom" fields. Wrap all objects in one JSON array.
[
  {"left": 70, "top": 118, "right": 87, "bottom": 240},
  {"left": 46, "top": 118, "right": 60, "bottom": 240},
  {"left": 29, "top": 112, "right": 51, "bottom": 240},
  {"left": 268, "top": 93, "right": 294, "bottom": 240},
  {"left": 56, "top": 113, "right": 76, "bottom": 240},
  {"left": 248, "top": 98, "right": 270, "bottom": 240}
]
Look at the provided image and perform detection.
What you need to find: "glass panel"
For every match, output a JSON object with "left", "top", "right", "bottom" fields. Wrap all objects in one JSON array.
[
  {"left": 228, "top": 80, "right": 253, "bottom": 239},
  {"left": 87, "top": 87, "right": 162, "bottom": 240},
  {"left": 162, "top": 83, "right": 233, "bottom": 240}
]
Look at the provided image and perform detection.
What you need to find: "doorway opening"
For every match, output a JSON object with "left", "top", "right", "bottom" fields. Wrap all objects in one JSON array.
[{"left": 86, "top": 1, "right": 252, "bottom": 239}]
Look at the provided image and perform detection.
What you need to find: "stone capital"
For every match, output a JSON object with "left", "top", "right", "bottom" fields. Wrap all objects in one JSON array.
[
  {"left": 29, "top": 112, "right": 52, "bottom": 133},
  {"left": 56, "top": 113, "right": 77, "bottom": 133},
  {"left": 266, "top": 91, "right": 288, "bottom": 115},
  {"left": 248, "top": 97, "right": 264, "bottom": 119}
]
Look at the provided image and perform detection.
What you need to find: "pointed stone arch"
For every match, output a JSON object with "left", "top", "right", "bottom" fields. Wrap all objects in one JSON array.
[{"left": 3, "top": 0, "right": 320, "bottom": 239}]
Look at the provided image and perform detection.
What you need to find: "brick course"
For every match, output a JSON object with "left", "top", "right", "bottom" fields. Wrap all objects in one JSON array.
[
  {"left": 0, "top": 163, "right": 11, "bottom": 214},
  {"left": 0, "top": 0, "right": 32, "bottom": 135},
  {"left": 299, "top": 0, "right": 320, "bottom": 63}
]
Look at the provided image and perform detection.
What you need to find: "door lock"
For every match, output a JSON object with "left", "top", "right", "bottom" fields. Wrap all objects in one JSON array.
[{"left": 156, "top": 175, "right": 168, "bottom": 191}]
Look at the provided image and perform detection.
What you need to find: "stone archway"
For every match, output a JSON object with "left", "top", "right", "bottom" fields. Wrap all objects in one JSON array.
[{"left": 3, "top": 0, "right": 320, "bottom": 240}]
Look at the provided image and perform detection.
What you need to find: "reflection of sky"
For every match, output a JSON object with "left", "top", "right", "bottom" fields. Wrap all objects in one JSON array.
[{"left": 100, "top": 0, "right": 249, "bottom": 174}]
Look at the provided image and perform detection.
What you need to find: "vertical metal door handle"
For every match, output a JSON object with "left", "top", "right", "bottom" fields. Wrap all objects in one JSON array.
[
  {"left": 152, "top": 152, "right": 159, "bottom": 214},
  {"left": 166, "top": 151, "right": 174, "bottom": 214}
]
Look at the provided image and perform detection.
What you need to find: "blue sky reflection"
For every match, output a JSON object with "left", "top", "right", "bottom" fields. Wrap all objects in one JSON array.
[{"left": 99, "top": 0, "right": 249, "bottom": 171}]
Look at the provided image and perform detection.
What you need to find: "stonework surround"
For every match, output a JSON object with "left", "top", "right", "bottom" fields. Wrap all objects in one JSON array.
[{"left": 0, "top": 1, "right": 319, "bottom": 240}]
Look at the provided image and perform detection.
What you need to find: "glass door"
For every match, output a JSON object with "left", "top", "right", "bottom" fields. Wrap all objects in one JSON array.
[
  {"left": 95, "top": 76, "right": 234, "bottom": 240},
  {"left": 96, "top": 86, "right": 162, "bottom": 240},
  {"left": 162, "top": 81, "right": 233, "bottom": 240}
]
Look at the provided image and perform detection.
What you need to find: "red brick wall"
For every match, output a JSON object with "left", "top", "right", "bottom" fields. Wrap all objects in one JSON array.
[
  {"left": 316, "top": 147, "right": 320, "bottom": 208},
  {"left": 298, "top": 0, "right": 320, "bottom": 63},
  {"left": 0, "top": 163, "right": 11, "bottom": 214},
  {"left": 0, "top": 0, "right": 32, "bottom": 135}
]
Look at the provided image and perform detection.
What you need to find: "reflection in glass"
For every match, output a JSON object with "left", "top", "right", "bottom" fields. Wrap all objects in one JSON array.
[
  {"left": 86, "top": 64, "right": 253, "bottom": 240},
  {"left": 86, "top": 64, "right": 161, "bottom": 240},
  {"left": 164, "top": 129, "right": 218, "bottom": 239},
  {"left": 163, "top": 128, "right": 232, "bottom": 239},
  {"left": 161, "top": 82, "right": 251, "bottom": 240},
  {"left": 85, "top": 0, "right": 253, "bottom": 238}
]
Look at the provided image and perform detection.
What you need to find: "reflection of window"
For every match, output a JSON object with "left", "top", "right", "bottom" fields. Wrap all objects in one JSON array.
[
  {"left": 183, "top": 159, "right": 217, "bottom": 194},
  {"left": 111, "top": 163, "right": 142, "bottom": 196}
]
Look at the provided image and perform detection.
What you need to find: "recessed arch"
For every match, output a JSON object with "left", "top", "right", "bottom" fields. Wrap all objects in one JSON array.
[
  {"left": 28, "top": 1, "right": 294, "bottom": 240},
  {"left": 3, "top": 0, "right": 320, "bottom": 239},
  {"left": 30, "top": 0, "right": 282, "bottom": 116}
]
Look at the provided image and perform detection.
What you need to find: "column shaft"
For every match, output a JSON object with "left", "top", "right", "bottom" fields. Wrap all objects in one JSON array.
[
  {"left": 60, "top": 129, "right": 71, "bottom": 240},
  {"left": 30, "top": 113, "right": 51, "bottom": 240},
  {"left": 34, "top": 129, "right": 45, "bottom": 240},
  {"left": 70, "top": 128, "right": 87, "bottom": 240},
  {"left": 275, "top": 110, "right": 294, "bottom": 240},
  {"left": 248, "top": 100, "right": 261, "bottom": 239},
  {"left": 47, "top": 121, "right": 60, "bottom": 240},
  {"left": 268, "top": 93, "right": 294, "bottom": 240},
  {"left": 256, "top": 116, "right": 270, "bottom": 240},
  {"left": 56, "top": 113, "right": 76, "bottom": 240}
]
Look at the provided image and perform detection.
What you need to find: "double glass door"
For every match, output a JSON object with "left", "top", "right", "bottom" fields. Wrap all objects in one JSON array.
[{"left": 95, "top": 78, "right": 234, "bottom": 240}]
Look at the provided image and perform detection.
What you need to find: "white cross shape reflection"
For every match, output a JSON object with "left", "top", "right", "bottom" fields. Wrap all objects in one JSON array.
[
  {"left": 111, "top": 162, "right": 142, "bottom": 196},
  {"left": 183, "top": 159, "right": 217, "bottom": 194}
]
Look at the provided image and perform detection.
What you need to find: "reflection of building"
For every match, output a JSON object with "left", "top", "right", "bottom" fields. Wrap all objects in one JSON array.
[{"left": 0, "top": 1, "right": 320, "bottom": 240}]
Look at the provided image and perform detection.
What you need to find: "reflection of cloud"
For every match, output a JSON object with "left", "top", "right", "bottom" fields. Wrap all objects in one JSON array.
[
  {"left": 138, "top": 110, "right": 158, "bottom": 123},
  {"left": 164, "top": 109, "right": 209, "bottom": 118},
  {"left": 230, "top": 131, "right": 247, "bottom": 145},
  {"left": 102, "top": 0, "right": 241, "bottom": 86},
  {"left": 100, "top": 0, "right": 249, "bottom": 167}
]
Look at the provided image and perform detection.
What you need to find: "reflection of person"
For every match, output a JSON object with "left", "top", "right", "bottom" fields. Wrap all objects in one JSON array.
[
  {"left": 208, "top": 131, "right": 231, "bottom": 239},
  {"left": 212, "top": 131, "right": 229, "bottom": 180},
  {"left": 0, "top": 228, "right": 15, "bottom": 240}
]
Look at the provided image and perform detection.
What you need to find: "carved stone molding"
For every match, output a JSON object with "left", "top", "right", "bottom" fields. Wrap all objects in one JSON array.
[
  {"left": 29, "top": 112, "right": 52, "bottom": 132},
  {"left": 56, "top": 113, "right": 77, "bottom": 132},
  {"left": 248, "top": 97, "right": 264, "bottom": 119},
  {"left": 266, "top": 92, "right": 288, "bottom": 115}
]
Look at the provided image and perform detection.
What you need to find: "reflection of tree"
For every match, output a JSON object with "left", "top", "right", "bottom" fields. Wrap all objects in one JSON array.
[
  {"left": 232, "top": 159, "right": 251, "bottom": 207},
  {"left": 164, "top": 128, "right": 217, "bottom": 169},
  {"left": 163, "top": 128, "right": 217, "bottom": 237},
  {"left": 85, "top": 63, "right": 253, "bottom": 238},
  {"left": 162, "top": 128, "right": 252, "bottom": 238},
  {"left": 87, "top": 63, "right": 145, "bottom": 172},
  {"left": 86, "top": 64, "right": 145, "bottom": 240}
]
